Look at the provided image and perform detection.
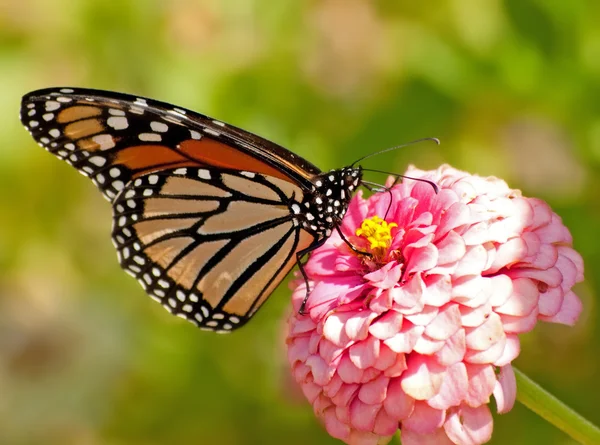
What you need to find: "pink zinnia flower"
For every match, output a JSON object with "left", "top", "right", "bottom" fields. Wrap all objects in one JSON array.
[{"left": 286, "top": 165, "right": 584, "bottom": 445}]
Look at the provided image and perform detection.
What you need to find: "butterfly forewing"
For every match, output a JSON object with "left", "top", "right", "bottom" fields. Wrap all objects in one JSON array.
[{"left": 20, "top": 87, "right": 320, "bottom": 202}]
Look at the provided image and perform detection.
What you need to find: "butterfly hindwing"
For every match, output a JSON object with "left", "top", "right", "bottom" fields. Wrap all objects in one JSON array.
[{"left": 112, "top": 166, "right": 316, "bottom": 331}]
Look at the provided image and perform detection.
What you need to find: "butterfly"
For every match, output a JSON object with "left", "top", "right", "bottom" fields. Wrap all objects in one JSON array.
[{"left": 20, "top": 87, "right": 364, "bottom": 333}]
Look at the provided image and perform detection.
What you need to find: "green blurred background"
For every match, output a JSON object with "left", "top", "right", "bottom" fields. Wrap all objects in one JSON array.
[{"left": 1, "top": 1, "right": 598, "bottom": 444}]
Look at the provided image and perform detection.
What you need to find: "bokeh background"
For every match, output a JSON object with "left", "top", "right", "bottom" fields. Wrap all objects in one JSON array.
[{"left": 1, "top": 1, "right": 598, "bottom": 444}]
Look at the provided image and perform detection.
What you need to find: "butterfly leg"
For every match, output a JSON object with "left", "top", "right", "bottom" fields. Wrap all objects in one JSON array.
[
  {"left": 335, "top": 225, "right": 372, "bottom": 257},
  {"left": 296, "top": 237, "right": 328, "bottom": 315}
]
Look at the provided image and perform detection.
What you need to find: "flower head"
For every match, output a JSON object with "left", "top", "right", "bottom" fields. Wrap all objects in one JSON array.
[{"left": 286, "top": 165, "right": 584, "bottom": 445}]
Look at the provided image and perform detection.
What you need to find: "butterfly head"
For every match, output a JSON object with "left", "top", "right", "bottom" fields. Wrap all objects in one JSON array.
[{"left": 299, "top": 167, "right": 362, "bottom": 237}]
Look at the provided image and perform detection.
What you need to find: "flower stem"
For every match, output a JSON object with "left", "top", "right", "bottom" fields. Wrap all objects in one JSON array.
[{"left": 515, "top": 367, "right": 600, "bottom": 445}]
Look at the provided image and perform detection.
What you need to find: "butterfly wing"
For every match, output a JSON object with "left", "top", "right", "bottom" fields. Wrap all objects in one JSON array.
[
  {"left": 113, "top": 167, "right": 315, "bottom": 332},
  {"left": 20, "top": 87, "right": 324, "bottom": 331},
  {"left": 20, "top": 87, "right": 321, "bottom": 202}
]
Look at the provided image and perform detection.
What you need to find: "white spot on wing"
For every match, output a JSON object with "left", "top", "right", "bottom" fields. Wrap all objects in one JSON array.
[
  {"left": 89, "top": 156, "right": 106, "bottom": 167},
  {"left": 139, "top": 133, "right": 161, "bottom": 142},
  {"left": 107, "top": 116, "right": 129, "bottom": 130},
  {"left": 151, "top": 121, "right": 168, "bottom": 132},
  {"left": 45, "top": 101, "right": 60, "bottom": 111},
  {"left": 92, "top": 134, "right": 116, "bottom": 150}
]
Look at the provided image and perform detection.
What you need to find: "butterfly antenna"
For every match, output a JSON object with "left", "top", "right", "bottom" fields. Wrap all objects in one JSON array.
[
  {"left": 361, "top": 180, "right": 394, "bottom": 220},
  {"left": 362, "top": 169, "right": 439, "bottom": 194},
  {"left": 350, "top": 137, "right": 440, "bottom": 167}
]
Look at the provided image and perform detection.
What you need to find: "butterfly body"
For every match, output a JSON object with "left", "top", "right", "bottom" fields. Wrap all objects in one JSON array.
[{"left": 20, "top": 87, "right": 362, "bottom": 332}]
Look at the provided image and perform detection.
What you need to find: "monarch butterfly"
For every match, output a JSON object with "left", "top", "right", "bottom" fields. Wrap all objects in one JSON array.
[{"left": 20, "top": 88, "right": 415, "bottom": 333}]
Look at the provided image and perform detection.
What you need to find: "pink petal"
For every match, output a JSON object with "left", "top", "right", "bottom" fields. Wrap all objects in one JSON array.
[
  {"left": 487, "top": 275, "right": 513, "bottom": 307},
  {"left": 500, "top": 307, "right": 539, "bottom": 334},
  {"left": 345, "top": 310, "right": 378, "bottom": 341},
  {"left": 383, "top": 353, "right": 408, "bottom": 378},
  {"left": 340, "top": 190, "right": 369, "bottom": 233},
  {"left": 460, "top": 302, "right": 493, "bottom": 327},
  {"left": 486, "top": 237, "right": 527, "bottom": 273},
  {"left": 373, "top": 408, "right": 400, "bottom": 436},
  {"left": 444, "top": 404, "right": 493, "bottom": 445},
  {"left": 404, "top": 304, "right": 439, "bottom": 326},
  {"left": 347, "top": 430, "right": 391, "bottom": 445},
  {"left": 318, "top": 339, "right": 345, "bottom": 365},
  {"left": 323, "top": 373, "right": 344, "bottom": 398},
  {"left": 359, "top": 374, "right": 390, "bottom": 405},
  {"left": 414, "top": 335, "right": 446, "bottom": 355},
  {"left": 401, "top": 428, "right": 454, "bottom": 445},
  {"left": 425, "top": 304, "right": 462, "bottom": 340},
  {"left": 495, "top": 277, "right": 539, "bottom": 316},
  {"left": 436, "top": 230, "right": 467, "bottom": 264},
  {"left": 422, "top": 274, "right": 453, "bottom": 307},
  {"left": 527, "top": 197, "right": 553, "bottom": 231},
  {"left": 384, "top": 377, "right": 415, "bottom": 420},
  {"left": 453, "top": 245, "right": 489, "bottom": 277},
  {"left": 464, "top": 334, "right": 506, "bottom": 365},
  {"left": 437, "top": 202, "right": 472, "bottom": 236},
  {"left": 349, "top": 335, "right": 380, "bottom": 369},
  {"left": 300, "top": 380, "right": 322, "bottom": 404},
  {"left": 349, "top": 398, "right": 382, "bottom": 431},
  {"left": 537, "top": 286, "right": 565, "bottom": 317},
  {"left": 384, "top": 323, "right": 424, "bottom": 353},
  {"left": 369, "top": 311, "right": 404, "bottom": 340},
  {"left": 402, "top": 401, "right": 446, "bottom": 434},
  {"left": 452, "top": 276, "right": 494, "bottom": 308},
  {"left": 465, "top": 364, "right": 496, "bottom": 406},
  {"left": 464, "top": 312, "right": 504, "bottom": 351},
  {"left": 405, "top": 245, "right": 439, "bottom": 275},
  {"left": 493, "top": 365, "right": 516, "bottom": 414},
  {"left": 558, "top": 246, "right": 584, "bottom": 282},
  {"left": 435, "top": 328, "right": 466, "bottom": 366},
  {"left": 372, "top": 343, "right": 398, "bottom": 371},
  {"left": 287, "top": 336, "right": 311, "bottom": 363},
  {"left": 331, "top": 382, "right": 360, "bottom": 406},
  {"left": 337, "top": 352, "right": 364, "bottom": 384},
  {"left": 493, "top": 334, "right": 520, "bottom": 366},
  {"left": 427, "top": 362, "right": 469, "bottom": 410},
  {"left": 507, "top": 266, "right": 562, "bottom": 287},
  {"left": 323, "top": 406, "right": 351, "bottom": 440},
  {"left": 306, "top": 355, "right": 334, "bottom": 386},
  {"left": 306, "top": 278, "right": 364, "bottom": 318},
  {"left": 323, "top": 311, "right": 353, "bottom": 346},
  {"left": 401, "top": 354, "right": 445, "bottom": 400},
  {"left": 391, "top": 274, "right": 425, "bottom": 312},
  {"left": 364, "top": 261, "right": 402, "bottom": 289},
  {"left": 539, "top": 290, "right": 582, "bottom": 326}
]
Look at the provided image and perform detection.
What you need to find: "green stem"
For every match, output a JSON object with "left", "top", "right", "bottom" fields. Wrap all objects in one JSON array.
[{"left": 515, "top": 367, "right": 600, "bottom": 445}]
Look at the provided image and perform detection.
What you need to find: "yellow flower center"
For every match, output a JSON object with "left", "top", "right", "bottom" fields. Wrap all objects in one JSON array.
[{"left": 355, "top": 215, "right": 397, "bottom": 252}]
